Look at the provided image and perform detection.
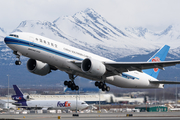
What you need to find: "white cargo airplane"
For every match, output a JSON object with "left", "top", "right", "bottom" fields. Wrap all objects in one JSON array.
[
  {"left": 4, "top": 32, "right": 180, "bottom": 91},
  {"left": 12, "top": 85, "right": 88, "bottom": 110}
]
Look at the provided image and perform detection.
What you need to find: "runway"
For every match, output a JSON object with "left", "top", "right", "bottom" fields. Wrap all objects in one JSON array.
[{"left": 0, "top": 112, "right": 180, "bottom": 120}]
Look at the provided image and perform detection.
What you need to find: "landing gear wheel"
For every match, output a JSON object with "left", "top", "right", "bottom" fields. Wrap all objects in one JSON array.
[
  {"left": 64, "top": 81, "right": 68, "bottom": 86},
  {"left": 95, "top": 81, "right": 99, "bottom": 86},
  {"left": 99, "top": 82, "right": 103, "bottom": 86},
  {"left": 68, "top": 81, "right": 72, "bottom": 88},
  {"left": 71, "top": 84, "right": 76, "bottom": 89},
  {"left": 106, "top": 86, "right": 110, "bottom": 92},
  {"left": 75, "top": 86, "right": 79, "bottom": 91},
  {"left": 102, "top": 88, "right": 106, "bottom": 91},
  {"left": 64, "top": 74, "right": 80, "bottom": 91},
  {"left": 98, "top": 82, "right": 103, "bottom": 89},
  {"left": 13, "top": 51, "right": 21, "bottom": 65},
  {"left": 95, "top": 81, "right": 110, "bottom": 92},
  {"left": 102, "top": 84, "right": 107, "bottom": 89},
  {"left": 15, "top": 60, "right": 21, "bottom": 65}
]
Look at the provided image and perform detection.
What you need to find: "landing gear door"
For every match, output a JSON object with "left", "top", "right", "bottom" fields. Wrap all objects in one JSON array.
[{"left": 29, "top": 36, "right": 34, "bottom": 46}]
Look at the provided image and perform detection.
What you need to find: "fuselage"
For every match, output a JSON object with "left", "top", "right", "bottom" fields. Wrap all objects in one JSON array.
[
  {"left": 15, "top": 100, "right": 88, "bottom": 110},
  {"left": 4, "top": 32, "right": 163, "bottom": 88},
  {"left": 26, "top": 100, "right": 88, "bottom": 110}
]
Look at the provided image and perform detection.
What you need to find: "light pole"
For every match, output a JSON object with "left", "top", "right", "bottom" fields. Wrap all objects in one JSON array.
[
  {"left": 155, "top": 89, "right": 156, "bottom": 105},
  {"left": 99, "top": 90, "right": 100, "bottom": 112},
  {"left": 175, "top": 77, "right": 177, "bottom": 108},
  {"left": 76, "top": 90, "right": 77, "bottom": 113},
  {"left": 7, "top": 74, "right": 9, "bottom": 112}
]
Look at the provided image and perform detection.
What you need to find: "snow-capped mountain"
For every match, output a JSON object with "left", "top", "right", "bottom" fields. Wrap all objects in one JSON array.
[
  {"left": 124, "top": 25, "right": 180, "bottom": 48},
  {"left": 13, "top": 8, "right": 161, "bottom": 59},
  {"left": 1, "top": 8, "right": 180, "bottom": 86},
  {"left": 124, "top": 24, "right": 180, "bottom": 57}
]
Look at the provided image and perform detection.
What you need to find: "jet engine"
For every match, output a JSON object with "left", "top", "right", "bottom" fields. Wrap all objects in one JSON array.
[
  {"left": 81, "top": 58, "right": 106, "bottom": 76},
  {"left": 23, "top": 95, "right": 30, "bottom": 100},
  {"left": 27, "top": 59, "right": 51, "bottom": 76}
]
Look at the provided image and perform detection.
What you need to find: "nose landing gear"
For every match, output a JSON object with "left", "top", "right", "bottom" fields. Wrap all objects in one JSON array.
[{"left": 13, "top": 51, "right": 21, "bottom": 65}]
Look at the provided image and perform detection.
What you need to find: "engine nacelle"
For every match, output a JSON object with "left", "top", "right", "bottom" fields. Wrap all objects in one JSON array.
[
  {"left": 81, "top": 58, "right": 106, "bottom": 76},
  {"left": 27, "top": 59, "right": 51, "bottom": 76},
  {"left": 23, "top": 95, "right": 30, "bottom": 100}
]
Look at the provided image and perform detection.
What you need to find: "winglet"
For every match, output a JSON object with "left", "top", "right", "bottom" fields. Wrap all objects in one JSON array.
[{"left": 143, "top": 45, "right": 170, "bottom": 78}]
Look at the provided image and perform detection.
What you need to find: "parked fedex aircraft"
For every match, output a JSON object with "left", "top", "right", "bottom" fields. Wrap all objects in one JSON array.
[
  {"left": 4, "top": 32, "right": 180, "bottom": 92},
  {"left": 11, "top": 85, "right": 88, "bottom": 110}
]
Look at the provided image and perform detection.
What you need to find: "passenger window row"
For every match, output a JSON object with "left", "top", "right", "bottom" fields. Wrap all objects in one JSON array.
[{"left": 36, "top": 38, "right": 57, "bottom": 48}]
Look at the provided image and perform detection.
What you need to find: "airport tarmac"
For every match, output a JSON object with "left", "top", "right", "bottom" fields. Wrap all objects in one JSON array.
[{"left": 0, "top": 112, "right": 180, "bottom": 120}]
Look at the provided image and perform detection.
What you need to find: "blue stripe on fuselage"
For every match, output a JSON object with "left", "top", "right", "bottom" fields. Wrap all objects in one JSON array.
[
  {"left": 4, "top": 36, "right": 83, "bottom": 61},
  {"left": 122, "top": 73, "right": 139, "bottom": 80}
]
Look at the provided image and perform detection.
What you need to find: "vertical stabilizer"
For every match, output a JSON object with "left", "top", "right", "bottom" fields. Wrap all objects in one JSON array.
[
  {"left": 12, "top": 85, "right": 27, "bottom": 106},
  {"left": 143, "top": 45, "right": 170, "bottom": 78},
  {"left": 13, "top": 85, "right": 23, "bottom": 96}
]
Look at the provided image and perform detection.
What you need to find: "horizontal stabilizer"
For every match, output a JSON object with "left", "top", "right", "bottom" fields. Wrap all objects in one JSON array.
[{"left": 150, "top": 80, "right": 180, "bottom": 84}]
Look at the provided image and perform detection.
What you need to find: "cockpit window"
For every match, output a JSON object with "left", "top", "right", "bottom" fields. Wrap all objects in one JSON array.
[
  {"left": 81, "top": 102, "right": 85, "bottom": 104},
  {"left": 9, "top": 34, "right": 19, "bottom": 38}
]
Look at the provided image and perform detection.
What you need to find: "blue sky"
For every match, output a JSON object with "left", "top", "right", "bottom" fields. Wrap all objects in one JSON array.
[{"left": 1, "top": 0, "right": 180, "bottom": 32}]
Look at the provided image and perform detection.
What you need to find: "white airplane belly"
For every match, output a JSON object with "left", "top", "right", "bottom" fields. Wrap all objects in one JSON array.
[{"left": 106, "top": 73, "right": 162, "bottom": 88}]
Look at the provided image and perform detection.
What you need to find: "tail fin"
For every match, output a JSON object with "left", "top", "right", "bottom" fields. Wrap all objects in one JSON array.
[
  {"left": 13, "top": 85, "right": 23, "bottom": 96},
  {"left": 12, "top": 85, "right": 28, "bottom": 106},
  {"left": 143, "top": 45, "right": 170, "bottom": 78}
]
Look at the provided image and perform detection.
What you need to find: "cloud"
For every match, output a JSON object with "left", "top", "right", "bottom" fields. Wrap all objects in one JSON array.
[
  {"left": 1, "top": 0, "right": 180, "bottom": 32},
  {"left": 94, "top": 0, "right": 180, "bottom": 30}
]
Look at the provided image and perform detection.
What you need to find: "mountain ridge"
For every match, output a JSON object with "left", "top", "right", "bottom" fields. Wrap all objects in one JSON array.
[{"left": 1, "top": 8, "right": 180, "bottom": 87}]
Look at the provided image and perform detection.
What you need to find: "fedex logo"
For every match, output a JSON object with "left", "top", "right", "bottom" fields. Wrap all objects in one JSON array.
[
  {"left": 57, "top": 101, "right": 71, "bottom": 107},
  {"left": 152, "top": 57, "right": 160, "bottom": 72},
  {"left": 12, "top": 96, "right": 23, "bottom": 100}
]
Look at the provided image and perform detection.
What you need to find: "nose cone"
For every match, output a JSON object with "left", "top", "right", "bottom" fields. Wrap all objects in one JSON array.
[
  {"left": 4, "top": 36, "right": 12, "bottom": 45},
  {"left": 85, "top": 104, "right": 89, "bottom": 108},
  {"left": 4, "top": 36, "right": 8, "bottom": 44},
  {"left": 3, "top": 36, "right": 17, "bottom": 51},
  {"left": 82, "top": 103, "right": 89, "bottom": 110}
]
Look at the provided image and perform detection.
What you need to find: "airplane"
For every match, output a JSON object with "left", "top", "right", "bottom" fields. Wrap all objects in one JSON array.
[
  {"left": 4, "top": 32, "right": 180, "bottom": 92},
  {"left": 11, "top": 85, "right": 89, "bottom": 110}
]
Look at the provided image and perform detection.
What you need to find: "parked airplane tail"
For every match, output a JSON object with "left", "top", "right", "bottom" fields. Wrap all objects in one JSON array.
[
  {"left": 13, "top": 85, "right": 23, "bottom": 96},
  {"left": 12, "top": 85, "right": 29, "bottom": 103},
  {"left": 143, "top": 45, "right": 170, "bottom": 78}
]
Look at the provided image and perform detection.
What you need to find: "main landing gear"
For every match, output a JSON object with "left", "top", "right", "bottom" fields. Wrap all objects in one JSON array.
[
  {"left": 13, "top": 51, "right": 21, "bottom": 65},
  {"left": 64, "top": 74, "right": 79, "bottom": 91},
  {"left": 95, "top": 81, "right": 110, "bottom": 92}
]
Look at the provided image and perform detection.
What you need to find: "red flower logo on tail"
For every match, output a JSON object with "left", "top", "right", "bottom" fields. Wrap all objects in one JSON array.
[{"left": 152, "top": 57, "right": 160, "bottom": 72}]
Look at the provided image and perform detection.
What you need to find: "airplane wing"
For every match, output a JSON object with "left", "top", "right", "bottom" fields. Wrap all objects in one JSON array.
[
  {"left": 71, "top": 60, "right": 180, "bottom": 75},
  {"left": 104, "top": 60, "right": 180, "bottom": 73}
]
